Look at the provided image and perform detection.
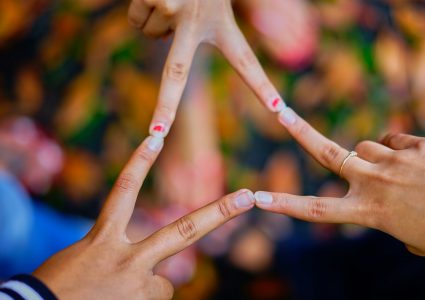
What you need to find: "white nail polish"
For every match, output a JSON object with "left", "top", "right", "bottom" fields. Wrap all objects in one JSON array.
[
  {"left": 234, "top": 190, "right": 255, "bottom": 208},
  {"left": 150, "top": 122, "right": 168, "bottom": 138},
  {"left": 255, "top": 191, "right": 273, "bottom": 205},
  {"left": 146, "top": 136, "right": 163, "bottom": 151},
  {"left": 278, "top": 107, "right": 296, "bottom": 126},
  {"left": 269, "top": 97, "right": 286, "bottom": 113}
]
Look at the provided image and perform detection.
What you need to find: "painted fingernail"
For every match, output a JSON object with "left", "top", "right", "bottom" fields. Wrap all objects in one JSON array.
[
  {"left": 150, "top": 122, "right": 168, "bottom": 138},
  {"left": 269, "top": 97, "right": 286, "bottom": 112},
  {"left": 146, "top": 136, "right": 163, "bottom": 151},
  {"left": 234, "top": 190, "right": 255, "bottom": 208},
  {"left": 254, "top": 191, "right": 273, "bottom": 205},
  {"left": 278, "top": 107, "right": 296, "bottom": 126}
]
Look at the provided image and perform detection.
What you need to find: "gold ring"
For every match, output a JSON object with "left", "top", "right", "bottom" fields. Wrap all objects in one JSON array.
[{"left": 339, "top": 151, "right": 357, "bottom": 177}]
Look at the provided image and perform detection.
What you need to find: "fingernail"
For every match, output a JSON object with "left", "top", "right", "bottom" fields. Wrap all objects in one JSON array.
[
  {"left": 278, "top": 107, "right": 296, "bottom": 126},
  {"left": 254, "top": 191, "right": 273, "bottom": 205},
  {"left": 150, "top": 122, "right": 168, "bottom": 138},
  {"left": 234, "top": 190, "right": 255, "bottom": 208},
  {"left": 146, "top": 136, "right": 163, "bottom": 151},
  {"left": 269, "top": 97, "right": 286, "bottom": 113}
]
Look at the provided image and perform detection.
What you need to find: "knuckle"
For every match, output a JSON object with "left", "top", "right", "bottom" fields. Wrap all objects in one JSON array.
[
  {"left": 136, "top": 146, "right": 154, "bottom": 162},
  {"left": 164, "top": 62, "right": 187, "bottom": 82},
  {"left": 320, "top": 143, "right": 341, "bottom": 167},
  {"left": 307, "top": 198, "right": 327, "bottom": 219},
  {"left": 116, "top": 173, "right": 137, "bottom": 192},
  {"left": 176, "top": 216, "right": 197, "bottom": 241},
  {"left": 157, "top": 105, "right": 176, "bottom": 123},
  {"left": 217, "top": 198, "right": 233, "bottom": 219},
  {"left": 293, "top": 120, "right": 310, "bottom": 137},
  {"left": 354, "top": 141, "right": 369, "bottom": 154}
]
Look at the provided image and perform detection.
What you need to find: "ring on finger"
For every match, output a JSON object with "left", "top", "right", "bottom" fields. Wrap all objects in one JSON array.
[{"left": 339, "top": 151, "right": 357, "bottom": 178}]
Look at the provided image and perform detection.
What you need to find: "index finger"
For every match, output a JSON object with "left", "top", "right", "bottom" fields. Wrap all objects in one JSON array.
[
  {"left": 137, "top": 189, "right": 255, "bottom": 267},
  {"left": 95, "top": 135, "right": 163, "bottom": 235},
  {"left": 277, "top": 107, "right": 372, "bottom": 179},
  {"left": 148, "top": 24, "right": 199, "bottom": 138},
  {"left": 216, "top": 19, "right": 286, "bottom": 113}
]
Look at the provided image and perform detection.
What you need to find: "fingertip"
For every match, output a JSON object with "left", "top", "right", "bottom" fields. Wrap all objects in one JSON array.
[
  {"left": 268, "top": 97, "right": 286, "bottom": 113},
  {"left": 150, "top": 122, "right": 169, "bottom": 138},
  {"left": 232, "top": 189, "right": 255, "bottom": 210},
  {"left": 278, "top": 107, "right": 297, "bottom": 127},
  {"left": 254, "top": 191, "right": 274, "bottom": 206},
  {"left": 145, "top": 136, "right": 164, "bottom": 152}
]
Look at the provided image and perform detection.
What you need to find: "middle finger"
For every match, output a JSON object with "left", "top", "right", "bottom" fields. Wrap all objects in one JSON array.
[{"left": 278, "top": 107, "right": 372, "bottom": 180}]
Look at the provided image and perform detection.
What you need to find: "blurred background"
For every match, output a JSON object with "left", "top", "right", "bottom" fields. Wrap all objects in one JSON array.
[{"left": 1, "top": 0, "right": 425, "bottom": 299}]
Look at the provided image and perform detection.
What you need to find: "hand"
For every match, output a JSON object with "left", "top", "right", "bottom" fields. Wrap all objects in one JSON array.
[
  {"left": 33, "top": 135, "right": 255, "bottom": 299},
  {"left": 127, "top": 0, "right": 285, "bottom": 138},
  {"left": 255, "top": 106, "right": 425, "bottom": 256}
]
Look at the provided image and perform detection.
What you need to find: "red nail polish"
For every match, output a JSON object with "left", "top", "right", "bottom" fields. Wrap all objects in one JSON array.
[
  {"left": 153, "top": 125, "right": 164, "bottom": 132},
  {"left": 269, "top": 97, "right": 285, "bottom": 112},
  {"left": 150, "top": 122, "right": 168, "bottom": 138}
]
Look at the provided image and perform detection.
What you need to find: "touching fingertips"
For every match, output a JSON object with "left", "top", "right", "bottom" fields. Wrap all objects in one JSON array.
[
  {"left": 150, "top": 122, "right": 169, "bottom": 138},
  {"left": 278, "top": 107, "right": 297, "bottom": 127},
  {"left": 146, "top": 136, "right": 164, "bottom": 152},
  {"left": 254, "top": 191, "right": 273, "bottom": 205},
  {"left": 268, "top": 96, "right": 286, "bottom": 113},
  {"left": 234, "top": 190, "right": 255, "bottom": 208}
]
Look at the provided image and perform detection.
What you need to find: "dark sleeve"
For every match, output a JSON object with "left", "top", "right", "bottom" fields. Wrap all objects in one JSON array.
[{"left": 0, "top": 274, "right": 57, "bottom": 300}]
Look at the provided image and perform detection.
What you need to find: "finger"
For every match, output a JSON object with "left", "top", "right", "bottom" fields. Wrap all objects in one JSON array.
[
  {"left": 254, "top": 191, "right": 360, "bottom": 224},
  {"left": 355, "top": 140, "right": 394, "bottom": 163},
  {"left": 95, "top": 136, "right": 164, "bottom": 235},
  {"left": 216, "top": 20, "right": 285, "bottom": 113},
  {"left": 277, "top": 107, "right": 372, "bottom": 179},
  {"left": 148, "top": 24, "right": 199, "bottom": 138},
  {"left": 142, "top": 9, "right": 172, "bottom": 39},
  {"left": 128, "top": 0, "right": 153, "bottom": 29},
  {"left": 380, "top": 133, "right": 423, "bottom": 150},
  {"left": 137, "top": 189, "right": 255, "bottom": 267}
]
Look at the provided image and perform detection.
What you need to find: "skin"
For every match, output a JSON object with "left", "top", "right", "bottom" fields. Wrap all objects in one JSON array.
[
  {"left": 33, "top": 135, "right": 255, "bottom": 300},
  {"left": 127, "top": 0, "right": 286, "bottom": 138},
  {"left": 128, "top": 0, "right": 425, "bottom": 256},
  {"left": 255, "top": 107, "right": 425, "bottom": 256}
]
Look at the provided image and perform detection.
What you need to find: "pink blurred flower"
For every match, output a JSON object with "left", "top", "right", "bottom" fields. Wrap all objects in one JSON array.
[{"left": 246, "top": 0, "right": 318, "bottom": 70}]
